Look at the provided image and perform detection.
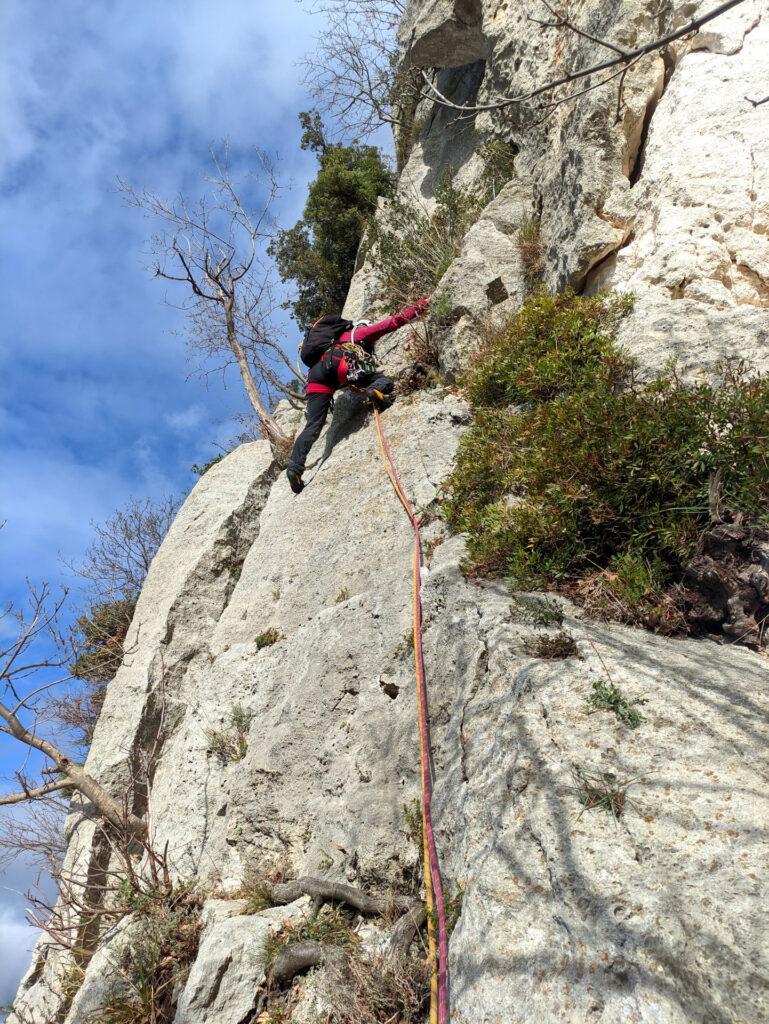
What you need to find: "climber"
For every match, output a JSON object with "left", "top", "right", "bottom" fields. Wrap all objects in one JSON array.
[{"left": 286, "top": 298, "right": 430, "bottom": 494}]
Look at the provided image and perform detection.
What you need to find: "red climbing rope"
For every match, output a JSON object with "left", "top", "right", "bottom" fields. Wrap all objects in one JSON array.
[{"left": 373, "top": 408, "right": 448, "bottom": 1024}]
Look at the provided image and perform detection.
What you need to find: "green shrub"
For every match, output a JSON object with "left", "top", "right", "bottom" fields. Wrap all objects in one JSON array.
[
  {"left": 64, "top": 598, "right": 136, "bottom": 745},
  {"left": 465, "top": 291, "right": 634, "bottom": 408},
  {"left": 368, "top": 171, "right": 483, "bottom": 312},
  {"left": 271, "top": 111, "right": 394, "bottom": 325},
  {"left": 445, "top": 293, "right": 769, "bottom": 615}
]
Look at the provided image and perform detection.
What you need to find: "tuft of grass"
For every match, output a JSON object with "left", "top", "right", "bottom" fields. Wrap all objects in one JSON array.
[
  {"left": 516, "top": 217, "right": 545, "bottom": 289},
  {"left": 368, "top": 171, "right": 483, "bottom": 313},
  {"left": 478, "top": 139, "right": 518, "bottom": 201},
  {"left": 524, "top": 632, "right": 579, "bottom": 660},
  {"left": 238, "top": 858, "right": 291, "bottom": 915},
  {"left": 205, "top": 704, "right": 253, "bottom": 764},
  {"left": 54, "top": 963, "right": 86, "bottom": 1024},
  {"left": 572, "top": 767, "right": 633, "bottom": 822},
  {"left": 255, "top": 628, "right": 283, "bottom": 650},
  {"left": 335, "top": 587, "right": 350, "bottom": 604},
  {"left": 98, "top": 888, "right": 202, "bottom": 1024},
  {"left": 445, "top": 292, "right": 769, "bottom": 635},
  {"left": 587, "top": 679, "right": 647, "bottom": 729},
  {"left": 325, "top": 949, "right": 429, "bottom": 1023}
]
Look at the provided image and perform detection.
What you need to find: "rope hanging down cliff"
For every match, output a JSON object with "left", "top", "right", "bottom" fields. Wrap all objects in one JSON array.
[{"left": 373, "top": 407, "right": 449, "bottom": 1024}]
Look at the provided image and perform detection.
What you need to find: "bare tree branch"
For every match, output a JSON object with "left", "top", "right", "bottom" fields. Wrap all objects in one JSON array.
[
  {"left": 300, "top": 0, "right": 413, "bottom": 140},
  {"left": 417, "top": 0, "right": 747, "bottom": 116},
  {"left": 1, "top": 585, "right": 146, "bottom": 836},
  {"left": 121, "top": 150, "right": 300, "bottom": 462},
  {"left": 0, "top": 780, "right": 71, "bottom": 806}
]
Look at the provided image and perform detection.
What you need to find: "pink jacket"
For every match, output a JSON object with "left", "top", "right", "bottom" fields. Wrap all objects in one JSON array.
[{"left": 307, "top": 300, "right": 428, "bottom": 394}]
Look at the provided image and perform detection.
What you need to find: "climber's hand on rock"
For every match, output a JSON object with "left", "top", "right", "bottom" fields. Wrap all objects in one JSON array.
[{"left": 416, "top": 297, "right": 430, "bottom": 314}]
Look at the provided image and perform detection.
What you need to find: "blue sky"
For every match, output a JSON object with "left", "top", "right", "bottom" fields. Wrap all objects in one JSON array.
[{"left": 0, "top": 0, "right": 352, "bottom": 1005}]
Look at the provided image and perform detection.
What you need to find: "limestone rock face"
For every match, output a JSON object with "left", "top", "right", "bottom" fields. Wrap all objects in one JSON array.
[
  {"left": 399, "top": 0, "right": 487, "bottom": 68},
  {"left": 8, "top": 2, "right": 769, "bottom": 1022},
  {"left": 393, "top": 0, "right": 769, "bottom": 378},
  {"left": 424, "top": 537, "right": 769, "bottom": 1023},
  {"left": 174, "top": 899, "right": 308, "bottom": 1024}
]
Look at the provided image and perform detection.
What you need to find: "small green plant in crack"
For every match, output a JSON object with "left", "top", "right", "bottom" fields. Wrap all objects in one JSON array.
[
  {"left": 394, "top": 630, "right": 415, "bottom": 659},
  {"left": 335, "top": 587, "right": 350, "bottom": 604},
  {"left": 255, "top": 627, "right": 283, "bottom": 649},
  {"left": 261, "top": 907, "right": 359, "bottom": 971},
  {"left": 444, "top": 882, "right": 465, "bottom": 938},
  {"left": 402, "top": 799, "right": 424, "bottom": 852},
  {"left": 205, "top": 704, "right": 253, "bottom": 764},
  {"left": 572, "top": 766, "right": 636, "bottom": 821},
  {"left": 524, "top": 632, "right": 579, "bottom": 660},
  {"left": 587, "top": 679, "right": 647, "bottom": 729}
]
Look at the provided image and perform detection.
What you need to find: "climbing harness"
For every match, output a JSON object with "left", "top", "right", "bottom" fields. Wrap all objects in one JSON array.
[{"left": 373, "top": 408, "right": 449, "bottom": 1024}]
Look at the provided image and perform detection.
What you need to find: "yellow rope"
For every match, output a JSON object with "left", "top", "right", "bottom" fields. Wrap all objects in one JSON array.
[{"left": 374, "top": 409, "right": 440, "bottom": 1024}]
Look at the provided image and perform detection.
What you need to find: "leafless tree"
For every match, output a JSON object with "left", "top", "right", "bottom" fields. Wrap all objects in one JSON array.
[
  {"left": 415, "top": 0, "right": 748, "bottom": 123},
  {"left": 121, "top": 150, "right": 302, "bottom": 464},
  {"left": 68, "top": 495, "right": 179, "bottom": 603},
  {"left": 300, "top": 0, "right": 420, "bottom": 146},
  {"left": 0, "top": 796, "right": 68, "bottom": 875},
  {"left": 0, "top": 583, "right": 145, "bottom": 836}
]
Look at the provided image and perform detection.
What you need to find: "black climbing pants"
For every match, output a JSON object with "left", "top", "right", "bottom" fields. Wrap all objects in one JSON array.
[
  {"left": 288, "top": 391, "right": 333, "bottom": 475},
  {"left": 287, "top": 373, "right": 395, "bottom": 476}
]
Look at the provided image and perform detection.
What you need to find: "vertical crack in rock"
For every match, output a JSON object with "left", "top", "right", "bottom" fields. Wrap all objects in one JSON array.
[{"left": 629, "top": 48, "right": 674, "bottom": 187}]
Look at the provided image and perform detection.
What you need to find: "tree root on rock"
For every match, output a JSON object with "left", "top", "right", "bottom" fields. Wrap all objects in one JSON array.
[
  {"left": 268, "top": 875, "right": 414, "bottom": 918},
  {"left": 681, "top": 521, "right": 769, "bottom": 646}
]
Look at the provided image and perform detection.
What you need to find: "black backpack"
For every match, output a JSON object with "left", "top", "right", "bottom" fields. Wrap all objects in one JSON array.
[{"left": 300, "top": 315, "right": 353, "bottom": 368}]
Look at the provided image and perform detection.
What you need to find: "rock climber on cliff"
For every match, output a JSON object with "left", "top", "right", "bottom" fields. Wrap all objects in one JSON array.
[{"left": 286, "top": 299, "right": 430, "bottom": 494}]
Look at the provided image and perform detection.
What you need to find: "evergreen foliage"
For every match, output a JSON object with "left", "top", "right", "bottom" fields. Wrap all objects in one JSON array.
[
  {"left": 67, "top": 598, "right": 136, "bottom": 744},
  {"left": 445, "top": 292, "right": 769, "bottom": 626},
  {"left": 271, "top": 112, "right": 394, "bottom": 325}
]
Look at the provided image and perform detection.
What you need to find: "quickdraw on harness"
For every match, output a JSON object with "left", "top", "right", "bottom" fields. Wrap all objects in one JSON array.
[
  {"left": 373, "top": 408, "right": 449, "bottom": 1024},
  {"left": 336, "top": 341, "right": 378, "bottom": 384}
]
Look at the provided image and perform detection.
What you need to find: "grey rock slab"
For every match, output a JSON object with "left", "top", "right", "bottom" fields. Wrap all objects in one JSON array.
[
  {"left": 64, "top": 915, "right": 140, "bottom": 1024},
  {"left": 421, "top": 538, "right": 769, "bottom": 1023},
  {"left": 173, "top": 899, "right": 308, "bottom": 1024}
]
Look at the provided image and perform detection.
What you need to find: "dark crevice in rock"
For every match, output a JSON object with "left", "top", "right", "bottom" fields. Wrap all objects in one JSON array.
[
  {"left": 576, "top": 231, "right": 634, "bottom": 295},
  {"left": 629, "top": 47, "right": 675, "bottom": 187}
]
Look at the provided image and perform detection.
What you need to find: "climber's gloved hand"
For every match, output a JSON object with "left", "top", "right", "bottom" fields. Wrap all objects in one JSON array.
[{"left": 366, "top": 386, "right": 396, "bottom": 412}]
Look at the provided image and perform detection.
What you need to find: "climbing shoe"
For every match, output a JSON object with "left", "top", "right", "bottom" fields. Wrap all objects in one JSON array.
[{"left": 286, "top": 468, "right": 304, "bottom": 494}]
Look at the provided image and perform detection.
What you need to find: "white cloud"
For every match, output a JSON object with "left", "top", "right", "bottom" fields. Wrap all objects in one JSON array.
[{"left": 0, "top": 909, "right": 36, "bottom": 1009}]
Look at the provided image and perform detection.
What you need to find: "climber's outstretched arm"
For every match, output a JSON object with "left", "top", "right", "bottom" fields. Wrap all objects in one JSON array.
[{"left": 339, "top": 298, "right": 429, "bottom": 349}]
